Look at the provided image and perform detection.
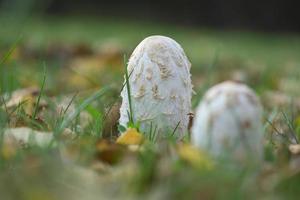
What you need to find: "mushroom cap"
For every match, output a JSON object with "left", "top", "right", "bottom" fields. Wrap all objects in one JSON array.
[
  {"left": 119, "top": 35, "right": 193, "bottom": 138},
  {"left": 191, "top": 81, "right": 263, "bottom": 162}
]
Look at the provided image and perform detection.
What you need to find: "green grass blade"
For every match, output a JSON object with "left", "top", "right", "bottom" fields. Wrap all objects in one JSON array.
[
  {"left": 282, "top": 111, "right": 299, "bottom": 144},
  {"left": 32, "top": 63, "right": 46, "bottom": 119},
  {"left": 57, "top": 86, "right": 111, "bottom": 134},
  {"left": 124, "top": 54, "right": 134, "bottom": 125},
  {"left": 0, "top": 36, "right": 22, "bottom": 66}
]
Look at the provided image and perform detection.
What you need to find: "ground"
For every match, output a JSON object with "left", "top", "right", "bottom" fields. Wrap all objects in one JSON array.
[{"left": 1, "top": 15, "right": 300, "bottom": 200}]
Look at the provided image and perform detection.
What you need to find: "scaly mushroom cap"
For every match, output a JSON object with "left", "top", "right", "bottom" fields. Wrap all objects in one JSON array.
[
  {"left": 119, "top": 35, "right": 193, "bottom": 138},
  {"left": 191, "top": 81, "right": 263, "bottom": 163}
]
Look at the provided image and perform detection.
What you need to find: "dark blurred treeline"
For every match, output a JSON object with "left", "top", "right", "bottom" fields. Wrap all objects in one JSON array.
[{"left": 1, "top": 0, "right": 300, "bottom": 32}]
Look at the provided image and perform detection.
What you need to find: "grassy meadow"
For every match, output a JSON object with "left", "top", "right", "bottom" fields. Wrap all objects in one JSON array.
[{"left": 1, "top": 15, "right": 300, "bottom": 199}]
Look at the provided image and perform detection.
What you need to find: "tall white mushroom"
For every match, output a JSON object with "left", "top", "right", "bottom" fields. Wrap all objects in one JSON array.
[
  {"left": 119, "top": 35, "right": 193, "bottom": 138},
  {"left": 191, "top": 81, "right": 264, "bottom": 163}
]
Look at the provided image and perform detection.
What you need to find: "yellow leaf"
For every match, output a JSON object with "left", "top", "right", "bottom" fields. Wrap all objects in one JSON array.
[
  {"left": 177, "top": 143, "right": 214, "bottom": 170},
  {"left": 116, "top": 128, "right": 144, "bottom": 145}
]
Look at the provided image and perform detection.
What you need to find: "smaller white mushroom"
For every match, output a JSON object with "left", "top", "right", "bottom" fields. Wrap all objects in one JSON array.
[{"left": 191, "top": 81, "right": 264, "bottom": 163}]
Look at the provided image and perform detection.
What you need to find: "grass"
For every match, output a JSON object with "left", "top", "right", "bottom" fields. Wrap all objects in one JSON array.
[
  {"left": 32, "top": 63, "right": 46, "bottom": 120},
  {"left": 1, "top": 15, "right": 300, "bottom": 199},
  {"left": 123, "top": 54, "right": 135, "bottom": 128}
]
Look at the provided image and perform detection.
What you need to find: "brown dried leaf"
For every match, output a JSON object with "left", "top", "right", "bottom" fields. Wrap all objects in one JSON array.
[
  {"left": 96, "top": 139, "right": 125, "bottom": 165},
  {"left": 3, "top": 127, "right": 53, "bottom": 147},
  {"left": 103, "top": 103, "right": 120, "bottom": 138},
  {"left": 4, "top": 87, "right": 47, "bottom": 116},
  {"left": 289, "top": 144, "right": 300, "bottom": 155}
]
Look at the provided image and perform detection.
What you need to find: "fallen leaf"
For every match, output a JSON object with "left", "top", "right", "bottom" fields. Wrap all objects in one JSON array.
[
  {"left": 3, "top": 127, "right": 76, "bottom": 149},
  {"left": 3, "top": 127, "right": 53, "bottom": 147},
  {"left": 289, "top": 144, "right": 300, "bottom": 155},
  {"left": 4, "top": 87, "right": 47, "bottom": 116},
  {"left": 96, "top": 139, "right": 125, "bottom": 164},
  {"left": 177, "top": 143, "right": 214, "bottom": 170},
  {"left": 103, "top": 103, "right": 120, "bottom": 138},
  {"left": 116, "top": 128, "right": 144, "bottom": 145}
]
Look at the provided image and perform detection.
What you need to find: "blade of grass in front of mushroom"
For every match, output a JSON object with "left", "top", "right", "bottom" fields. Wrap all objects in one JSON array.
[
  {"left": 123, "top": 54, "right": 135, "bottom": 128},
  {"left": 166, "top": 121, "right": 181, "bottom": 142},
  {"left": 172, "top": 121, "right": 181, "bottom": 137},
  {"left": 148, "top": 122, "right": 153, "bottom": 141},
  {"left": 152, "top": 125, "right": 158, "bottom": 143},
  {"left": 103, "top": 66, "right": 134, "bottom": 134},
  {"left": 148, "top": 122, "right": 159, "bottom": 142}
]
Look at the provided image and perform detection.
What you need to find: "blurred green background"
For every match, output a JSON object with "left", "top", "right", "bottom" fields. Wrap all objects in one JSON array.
[{"left": 1, "top": 1, "right": 300, "bottom": 200}]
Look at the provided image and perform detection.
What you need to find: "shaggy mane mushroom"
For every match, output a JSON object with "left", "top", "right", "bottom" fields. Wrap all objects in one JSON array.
[{"left": 119, "top": 35, "right": 193, "bottom": 138}]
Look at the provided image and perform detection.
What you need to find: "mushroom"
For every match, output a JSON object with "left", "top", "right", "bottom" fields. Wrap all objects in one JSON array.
[
  {"left": 119, "top": 36, "right": 193, "bottom": 138},
  {"left": 191, "top": 81, "right": 264, "bottom": 163}
]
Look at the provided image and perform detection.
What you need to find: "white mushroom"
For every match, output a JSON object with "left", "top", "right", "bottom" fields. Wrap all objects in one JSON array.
[
  {"left": 119, "top": 35, "right": 193, "bottom": 138},
  {"left": 191, "top": 81, "right": 264, "bottom": 163}
]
